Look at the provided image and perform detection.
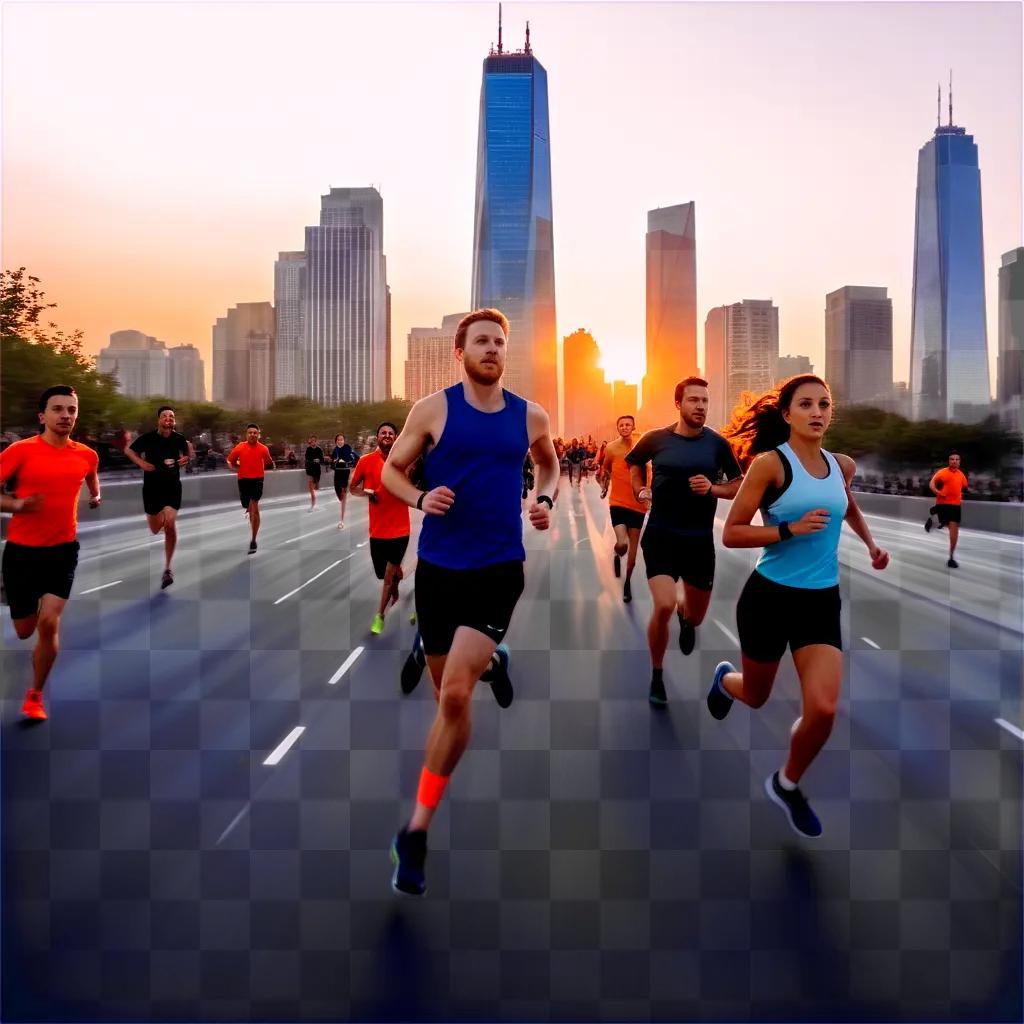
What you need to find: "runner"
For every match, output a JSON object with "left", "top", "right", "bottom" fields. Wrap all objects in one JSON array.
[
  {"left": 923, "top": 452, "right": 968, "bottom": 568},
  {"left": 626, "top": 377, "right": 742, "bottom": 706},
  {"left": 0, "top": 386, "right": 100, "bottom": 721},
  {"left": 708, "top": 374, "right": 889, "bottom": 838},
  {"left": 381, "top": 307, "right": 559, "bottom": 896},
  {"left": 599, "top": 414, "right": 648, "bottom": 603},
  {"left": 331, "top": 433, "right": 356, "bottom": 529},
  {"left": 304, "top": 436, "right": 325, "bottom": 512},
  {"left": 226, "top": 424, "right": 274, "bottom": 553},
  {"left": 350, "top": 423, "right": 411, "bottom": 636},
  {"left": 124, "top": 405, "right": 192, "bottom": 589}
]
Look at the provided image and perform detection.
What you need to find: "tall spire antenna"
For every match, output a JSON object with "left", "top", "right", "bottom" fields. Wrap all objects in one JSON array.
[
  {"left": 525, "top": 20, "right": 531, "bottom": 54},
  {"left": 498, "top": 3, "right": 503, "bottom": 54},
  {"left": 948, "top": 68, "right": 953, "bottom": 125}
]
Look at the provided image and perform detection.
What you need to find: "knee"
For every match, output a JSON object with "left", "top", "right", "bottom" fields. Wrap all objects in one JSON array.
[
  {"left": 805, "top": 695, "right": 838, "bottom": 726},
  {"left": 652, "top": 600, "right": 675, "bottom": 621},
  {"left": 439, "top": 684, "right": 472, "bottom": 722},
  {"left": 614, "top": 540, "right": 628, "bottom": 556},
  {"left": 14, "top": 620, "right": 36, "bottom": 641},
  {"left": 746, "top": 688, "right": 770, "bottom": 710},
  {"left": 164, "top": 522, "right": 177, "bottom": 538},
  {"left": 36, "top": 613, "right": 60, "bottom": 641},
  {"left": 147, "top": 521, "right": 162, "bottom": 534}
]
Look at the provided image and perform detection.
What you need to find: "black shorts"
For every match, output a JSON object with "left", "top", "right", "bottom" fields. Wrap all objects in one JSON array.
[
  {"left": 238, "top": 478, "right": 264, "bottom": 508},
  {"left": 610, "top": 506, "right": 645, "bottom": 531},
  {"left": 936, "top": 505, "right": 961, "bottom": 525},
  {"left": 2, "top": 540, "right": 79, "bottom": 619},
  {"left": 736, "top": 569, "right": 842, "bottom": 663},
  {"left": 369, "top": 536, "right": 409, "bottom": 580},
  {"left": 415, "top": 558, "right": 525, "bottom": 656},
  {"left": 143, "top": 480, "right": 182, "bottom": 517},
  {"left": 641, "top": 527, "right": 715, "bottom": 590},
  {"left": 333, "top": 469, "right": 350, "bottom": 496},
  {"left": 306, "top": 464, "right": 322, "bottom": 482}
]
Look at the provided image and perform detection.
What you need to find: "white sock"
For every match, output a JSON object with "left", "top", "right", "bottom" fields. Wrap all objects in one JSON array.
[{"left": 778, "top": 769, "right": 798, "bottom": 791}]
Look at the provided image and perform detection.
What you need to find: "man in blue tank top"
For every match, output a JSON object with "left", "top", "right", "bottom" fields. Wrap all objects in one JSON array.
[{"left": 381, "top": 308, "right": 561, "bottom": 897}]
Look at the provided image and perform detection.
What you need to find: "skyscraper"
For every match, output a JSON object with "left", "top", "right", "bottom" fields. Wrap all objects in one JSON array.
[
  {"left": 909, "top": 85, "right": 990, "bottom": 421},
  {"left": 642, "top": 203, "right": 697, "bottom": 417},
  {"left": 775, "top": 354, "right": 814, "bottom": 382},
  {"left": 212, "top": 302, "right": 275, "bottom": 411},
  {"left": 704, "top": 301, "right": 779, "bottom": 428},
  {"left": 97, "top": 330, "right": 168, "bottom": 398},
  {"left": 167, "top": 344, "right": 205, "bottom": 402},
  {"left": 825, "top": 286, "right": 893, "bottom": 406},
  {"left": 274, "top": 251, "right": 306, "bottom": 400},
  {"left": 404, "top": 313, "right": 469, "bottom": 403},
  {"left": 305, "top": 187, "right": 388, "bottom": 405},
  {"left": 471, "top": 12, "right": 557, "bottom": 419},
  {"left": 562, "top": 328, "right": 613, "bottom": 439},
  {"left": 998, "top": 247, "right": 1024, "bottom": 407}
]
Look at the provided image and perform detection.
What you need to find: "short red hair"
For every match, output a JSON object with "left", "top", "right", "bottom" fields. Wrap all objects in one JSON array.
[{"left": 454, "top": 308, "right": 510, "bottom": 349}]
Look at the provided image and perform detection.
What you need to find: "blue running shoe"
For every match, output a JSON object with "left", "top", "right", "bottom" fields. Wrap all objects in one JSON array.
[
  {"left": 765, "top": 771, "right": 823, "bottom": 839},
  {"left": 390, "top": 827, "right": 428, "bottom": 896},
  {"left": 400, "top": 632, "right": 426, "bottom": 696},
  {"left": 707, "top": 661, "right": 735, "bottom": 720},
  {"left": 485, "top": 644, "right": 513, "bottom": 709}
]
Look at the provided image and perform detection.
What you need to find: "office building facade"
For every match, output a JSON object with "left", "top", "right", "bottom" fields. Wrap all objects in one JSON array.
[{"left": 825, "top": 286, "right": 893, "bottom": 406}]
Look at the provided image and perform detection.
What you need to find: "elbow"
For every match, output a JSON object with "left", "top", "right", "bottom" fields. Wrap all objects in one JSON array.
[{"left": 722, "top": 526, "right": 739, "bottom": 548}]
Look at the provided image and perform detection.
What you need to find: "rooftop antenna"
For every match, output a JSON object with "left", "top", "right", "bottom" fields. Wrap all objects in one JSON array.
[
  {"left": 948, "top": 68, "right": 953, "bottom": 125},
  {"left": 498, "top": 3, "right": 503, "bottom": 54},
  {"left": 525, "top": 20, "right": 531, "bottom": 54}
]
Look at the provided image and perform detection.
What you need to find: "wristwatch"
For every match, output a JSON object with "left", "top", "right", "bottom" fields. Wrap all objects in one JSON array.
[
  {"left": 536, "top": 495, "right": 553, "bottom": 509},
  {"left": 416, "top": 491, "right": 426, "bottom": 511}
]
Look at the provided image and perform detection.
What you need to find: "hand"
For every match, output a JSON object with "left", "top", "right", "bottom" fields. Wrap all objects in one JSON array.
[
  {"left": 16, "top": 494, "right": 43, "bottom": 514},
  {"left": 637, "top": 487, "right": 652, "bottom": 507},
  {"left": 139, "top": 460, "right": 156, "bottom": 472},
  {"left": 177, "top": 455, "right": 190, "bottom": 467},
  {"left": 527, "top": 501, "right": 551, "bottom": 531},
  {"left": 689, "top": 474, "right": 713, "bottom": 495},
  {"left": 89, "top": 495, "right": 102, "bottom": 509},
  {"left": 869, "top": 545, "right": 890, "bottom": 570},
  {"left": 791, "top": 508, "right": 831, "bottom": 536},
  {"left": 421, "top": 486, "right": 455, "bottom": 516},
  {"left": 365, "top": 489, "right": 379, "bottom": 504}
]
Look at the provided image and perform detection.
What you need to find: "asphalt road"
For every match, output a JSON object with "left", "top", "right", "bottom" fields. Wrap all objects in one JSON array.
[{"left": 2, "top": 478, "right": 1021, "bottom": 1022}]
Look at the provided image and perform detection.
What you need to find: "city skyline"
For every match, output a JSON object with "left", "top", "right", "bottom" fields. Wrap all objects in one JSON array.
[{"left": 3, "top": 2, "right": 1020, "bottom": 406}]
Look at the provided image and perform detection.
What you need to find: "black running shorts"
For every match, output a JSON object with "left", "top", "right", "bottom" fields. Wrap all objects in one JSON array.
[
  {"left": 641, "top": 527, "right": 715, "bottom": 590},
  {"left": 143, "top": 480, "right": 182, "bottom": 517},
  {"left": 369, "top": 535, "right": 409, "bottom": 580},
  {"left": 415, "top": 558, "right": 525, "bottom": 656},
  {"left": 238, "top": 478, "right": 264, "bottom": 508},
  {"left": 2, "top": 540, "right": 79, "bottom": 619},
  {"left": 936, "top": 505, "right": 961, "bottom": 526},
  {"left": 736, "top": 569, "right": 842, "bottom": 663},
  {"left": 610, "top": 506, "right": 646, "bottom": 531},
  {"left": 305, "top": 464, "right": 322, "bottom": 482},
  {"left": 333, "top": 469, "right": 350, "bottom": 496}
]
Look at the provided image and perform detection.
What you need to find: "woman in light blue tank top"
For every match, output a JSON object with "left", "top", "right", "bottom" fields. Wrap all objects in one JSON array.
[{"left": 704, "top": 375, "right": 890, "bottom": 839}]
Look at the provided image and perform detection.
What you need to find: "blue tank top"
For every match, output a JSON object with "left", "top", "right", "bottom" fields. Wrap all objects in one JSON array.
[
  {"left": 755, "top": 442, "right": 848, "bottom": 590},
  {"left": 417, "top": 383, "right": 529, "bottom": 570}
]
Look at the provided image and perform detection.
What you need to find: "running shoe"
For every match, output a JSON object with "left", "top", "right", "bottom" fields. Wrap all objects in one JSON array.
[
  {"left": 623, "top": 578, "right": 632, "bottom": 603},
  {"left": 924, "top": 517, "right": 933, "bottom": 532},
  {"left": 371, "top": 613, "right": 385, "bottom": 635},
  {"left": 21, "top": 689, "right": 46, "bottom": 722},
  {"left": 409, "top": 612, "right": 417, "bottom": 625},
  {"left": 947, "top": 558, "right": 959, "bottom": 569},
  {"left": 707, "top": 661, "right": 735, "bottom": 720},
  {"left": 648, "top": 673, "right": 667, "bottom": 707},
  {"left": 613, "top": 554, "right": 621, "bottom": 578},
  {"left": 677, "top": 613, "right": 696, "bottom": 656},
  {"left": 486, "top": 645, "right": 513, "bottom": 709},
  {"left": 400, "top": 634, "right": 426, "bottom": 695},
  {"left": 160, "top": 569, "right": 174, "bottom": 590},
  {"left": 390, "top": 826, "right": 427, "bottom": 896},
  {"left": 248, "top": 540, "right": 257, "bottom": 555},
  {"left": 337, "top": 522, "right": 345, "bottom": 530},
  {"left": 764, "top": 771, "right": 822, "bottom": 839}
]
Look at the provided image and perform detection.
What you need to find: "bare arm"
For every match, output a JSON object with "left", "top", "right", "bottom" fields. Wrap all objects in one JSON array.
[
  {"left": 929, "top": 471, "right": 942, "bottom": 496},
  {"left": 710, "top": 475, "right": 742, "bottom": 500},
  {"left": 525, "top": 403, "right": 558, "bottom": 531},
  {"left": 85, "top": 467, "right": 101, "bottom": 507},
  {"left": 838, "top": 454, "right": 889, "bottom": 569},
  {"left": 629, "top": 464, "right": 650, "bottom": 504},
  {"left": 124, "top": 446, "right": 155, "bottom": 472},
  {"left": 381, "top": 395, "right": 451, "bottom": 514}
]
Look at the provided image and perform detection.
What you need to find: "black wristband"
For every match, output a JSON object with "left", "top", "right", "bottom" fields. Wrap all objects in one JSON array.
[
  {"left": 778, "top": 521, "right": 793, "bottom": 542},
  {"left": 536, "top": 494, "right": 553, "bottom": 509},
  {"left": 416, "top": 491, "right": 426, "bottom": 511}
]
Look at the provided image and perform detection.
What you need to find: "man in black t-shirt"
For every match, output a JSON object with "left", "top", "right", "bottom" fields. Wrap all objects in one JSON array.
[
  {"left": 125, "top": 406, "right": 192, "bottom": 589},
  {"left": 626, "top": 377, "right": 742, "bottom": 706}
]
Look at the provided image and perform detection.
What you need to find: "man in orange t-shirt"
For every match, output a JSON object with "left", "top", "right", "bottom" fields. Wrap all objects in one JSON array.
[
  {"left": 351, "top": 422, "right": 411, "bottom": 635},
  {"left": 0, "top": 386, "right": 101, "bottom": 721},
  {"left": 599, "top": 415, "right": 649, "bottom": 603},
  {"left": 226, "top": 423, "right": 275, "bottom": 554},
  {"left": 925, "top": 452, "right": 969, "bottom": 568}
]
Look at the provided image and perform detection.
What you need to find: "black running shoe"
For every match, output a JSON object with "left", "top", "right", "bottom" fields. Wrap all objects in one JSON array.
[
  {"left": 764, "top": 771, "right": 822, "bottom": 839},
  {"left": 613, "top": 554, "right": 621, "bottom": 578},
  {"left": 486, "top": 645, "right": 513, "bottom": 709},
  {"left": 390, "top": 827, "right": 427, "bottom": 896},
  {"left": 160, "top": 569, "right": 174, "bottom": 589},
  {"left": 947, "top": 558, "right": 958, "bottom": 568},
  {"left": 649, "top": 673, "right": 667, "bottom": 707},
  {"left": 400, "top": 635, "right": 426, "bottom": 695},
  {"left": 248, "top": 540, "right": 257, "bottom": 555},
  {"left": 924, "top": 517, "right": 933, "bottom": 532},
  {"left": 623, "top": 578, "right": 632, "bottom": 603},
  {"left": 677, "top": 613, "right": 696, "bottom": 656},
  {"left": 707, "top": 661, "right": 735, "bottom": 720}
]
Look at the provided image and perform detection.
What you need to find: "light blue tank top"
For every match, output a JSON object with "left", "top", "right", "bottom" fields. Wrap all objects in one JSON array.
[
  {"left": 755, "top": 442, "right": 848, "bottom": 589},
  {"left": 417, "top": 383, "right": 529, "bottom": 570}
]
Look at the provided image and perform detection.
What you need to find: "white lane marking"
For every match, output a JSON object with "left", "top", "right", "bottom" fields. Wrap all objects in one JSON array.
[
  {"left": 273, "top": 555, "right": 351, "bottom": 604},
  {"left": 995, "top": 718, "right": 1024, "bottom": 743},
  {"left": 283, "top": 524, "right": 340, "bottom": 544},
  {"left": 216, "top": 802, "right": 250, "bottom": 845},
  {"left": 328, "top": 647, "right": 364, "bottom": 686},
  {"left": 263, "top": 726, "right": 306, "bottom": 765},
  {"left": 80, "top": 580, "right": 123, "bottom": 595},
  {"left": 715, "top": 619, "right": 739, "bottom": 646},
  {"left": 861, "top": 637, "right": 881, "bottom": 650},
  {"left": 861, "top": 512, "right": 1024, "bottom": 547},
  {"left": 356, "top": 541, "right": 368, "bottom": 548},
  {"left": 575, "top": 537, "right": 590, "bottom": 547}
]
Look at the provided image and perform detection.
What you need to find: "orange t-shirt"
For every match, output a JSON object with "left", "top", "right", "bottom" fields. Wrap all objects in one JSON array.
[
  {"left": 351, "top": 450, "right": 410, "bottom": 540},
  {"left": 0, "top": 435, "right": 99, "bottom": 546},
  {"left": 932, "top": 467, "right": 968, "bottom": 505},
  {"left": 603, "top": 436, "right": 649, "bottom": 513},
  {"left": 228, "top": 442, "right": 273, "bottom": 479}
]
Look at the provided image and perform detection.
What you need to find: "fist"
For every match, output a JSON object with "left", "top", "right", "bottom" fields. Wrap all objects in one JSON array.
[
  {"left": 17, "top": 494, "right": 44, "bottom": 514},
  {"left": 527, "top": 501, "right": 551, "bottom": 531},
  {"left": 793, "top": 508, "right": 830, "bottom": 535},
  {"left": 869, "top": 546, "right": 890, "bottom": 571},
  {"left": 140, "top": 460, "right": 156, "bottom": 472},
  {"left": 89, "top": 495, "right": 102, "bottom": 509},
  {"left": 689, "top": 474, "right": 712, "bottom": 495},
  {"left": 421, "top": 486, "right": 455, "bottom": 516}
]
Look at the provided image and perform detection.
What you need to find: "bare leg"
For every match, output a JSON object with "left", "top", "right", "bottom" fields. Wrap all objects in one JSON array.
[
  {"left": 625, "top": 527, "right": 641, "bottom": 580},
  {"left": 948, "top": 521, "right": 959, "bottom": 558},
  {"left": 162, "top": 508, "right": 178, "bottom": 570},
  {"left": 249, "top": 502, "right": 261, "bottom": 541},
  {"left": 31, "top": 595, "right": 67, "bottom": 693},
  {"left": 678, "top": 580, "right": 712, "bottom": 627},
  {"left": 646, "top": 575, "right": 677, "bottom": 669},
  {"left": 718, "top": 653, "right": 781, "bottom": 709},
  {"left": 612, "top": 523, "right": 628, "bottom": 558},
  {"left": 784, "top": 645, "right": 842, "bottom": 783}
]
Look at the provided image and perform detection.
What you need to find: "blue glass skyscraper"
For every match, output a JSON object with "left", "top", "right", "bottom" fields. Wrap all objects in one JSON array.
[
  {"left": 909, "top": 90, "right": 990, "bottom": 421},
  {"left": 471, "top": 14, "right": 557, "bottom": 417}
]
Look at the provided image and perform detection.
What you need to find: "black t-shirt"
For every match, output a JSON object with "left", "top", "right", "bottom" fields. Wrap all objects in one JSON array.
[
  {"left": 626, "top": 425, "right": 741, "bottom": 536},
  {"left": 130, "top": 430, "right": 189, "bottom": 484},
  {"left": 305, "top": 446, "right": 325, "bottom": 467}
]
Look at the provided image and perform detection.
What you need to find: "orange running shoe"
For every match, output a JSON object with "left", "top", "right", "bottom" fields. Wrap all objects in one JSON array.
[{"left": 21, "top": 689, "right": 47, "bottom": 721}]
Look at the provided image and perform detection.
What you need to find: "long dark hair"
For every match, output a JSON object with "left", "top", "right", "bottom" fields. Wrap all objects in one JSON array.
[{"left": 722, "top": 374, "right": 831, "bottom": 469}]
